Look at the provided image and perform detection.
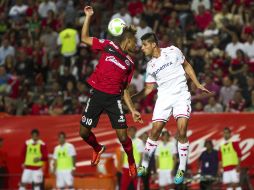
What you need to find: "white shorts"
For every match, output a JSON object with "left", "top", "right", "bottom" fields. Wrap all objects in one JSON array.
[
  {"left": 158, "top": 169, "right": 173, "bottom": 186},
  {"left": 56, "top": 170, "right": 74, "bottom": 188},
  {"left": 21, "top": 168, "right": 43, "bottom": 184},
  {"left": 223, "top": 169, "right": 240, "bottom": 184},
  {"left": 152, "top": 92, "right": 191, "bottom": 122}
]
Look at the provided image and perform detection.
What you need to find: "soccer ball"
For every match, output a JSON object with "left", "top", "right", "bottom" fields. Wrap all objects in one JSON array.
[{"left": 108, "top": 18, "right": 126, "bottom": 37}]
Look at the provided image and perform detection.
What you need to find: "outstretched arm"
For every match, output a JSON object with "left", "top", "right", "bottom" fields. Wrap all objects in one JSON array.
[
  {"left": 132, "top": 83, "right": 155, "bottom": 102},
  {"left": 183, "top": 60, "right": 211, "bottom": 93},
  {"left": 81, "top": 6, "right": 94, "bottom": 46},
  {"left": 123, "top": 86, "right": 143, "bottom": 123}
]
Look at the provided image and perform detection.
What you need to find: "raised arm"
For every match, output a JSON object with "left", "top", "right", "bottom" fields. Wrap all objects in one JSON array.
[
  {"left": 183, "top": 59, "right": 211, "bottom": 93},
  {"left": 81, "top": 6, "right": 94, "bottom": 46},
  {"left": 132, "top": 83, "right": 155, "bottom": 102}
]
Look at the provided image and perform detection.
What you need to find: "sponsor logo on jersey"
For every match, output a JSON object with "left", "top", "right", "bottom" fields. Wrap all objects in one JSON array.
[
  {"left": 105, "top": 56, "right": 126, "bottom": 70},
  {"left": 152, "top": 62, "right": 171, "bottom": 76},
  {"left": 99, "top": 39, "right": 105, "bottom": 43}
]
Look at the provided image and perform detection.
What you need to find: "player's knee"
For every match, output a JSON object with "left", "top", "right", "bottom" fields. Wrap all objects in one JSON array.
[{"left": 79, "top": 126, "right": 90, "bottom": 139}]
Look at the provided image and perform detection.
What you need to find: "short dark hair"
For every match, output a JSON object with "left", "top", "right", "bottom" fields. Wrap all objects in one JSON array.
[
  {"left": 204, "top": 140, "right": 213, "bottom": 148},
  {"left": 31, "top": 129, "right": 39, "bottom": 135},
  {"left": 141, "top": 33, "right": 158, "bottom": 45},
  {"left": 224, "top": 127, "right": 231, "bottom": 133},
  {"left": 58, "top": 131, "right": 66, "bottom": 138}
]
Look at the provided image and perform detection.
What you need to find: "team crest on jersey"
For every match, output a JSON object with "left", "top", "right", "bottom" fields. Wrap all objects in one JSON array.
[
  {"left": 99, "top": 39, "right": 105, "bottom": 43},
  {"left": 125, "top": 60, "right": 130, "bottom": 66}
]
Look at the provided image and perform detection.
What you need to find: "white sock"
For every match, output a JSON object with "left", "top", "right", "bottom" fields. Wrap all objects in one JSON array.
[
  {"left": 19, "top": 187, "right": 25, "bottom": 190},
  {"left": 178, "top": 141, "right": 189, "bottom": 171},
  {"left": 142, "top": 138, "right": 158, "bottom": 168},
  {"left": 34, "top": 186, "right": 40, "bottom": 190},
  {"left": 236, "top": 187, "right": 242, "bottom": 190},
  {"left": 226, "top": 188, "right": 233, "bottom": 190}
]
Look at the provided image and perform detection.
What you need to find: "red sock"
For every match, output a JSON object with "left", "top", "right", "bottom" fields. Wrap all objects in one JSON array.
[
  {"left": 121, "top": 137, "right": 135, "bottom": 165},
  {"left": 82, "top": 132, "right": 102, "bottom": 152}
]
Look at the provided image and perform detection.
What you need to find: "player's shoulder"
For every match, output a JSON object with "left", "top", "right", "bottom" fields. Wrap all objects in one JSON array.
[
  {"left": 94, "top": 37, "right": 111, "bottom": 45},
  {"left": 65, "top": 142, "right": 75, "bottom": 148},
  {"left": 26, "top": 139, "right": 45, "bottom": 145},
  {"left": 163, "top": 46, "right": 182, "bottom": 54}
]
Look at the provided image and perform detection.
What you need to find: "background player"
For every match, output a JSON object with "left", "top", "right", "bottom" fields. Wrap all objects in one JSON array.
[
  {"left": 79, "top": 6, "right": 143, "bottom": 177},
  {"left": 132, "top": 33, "right": 210, "bottom": 184}
]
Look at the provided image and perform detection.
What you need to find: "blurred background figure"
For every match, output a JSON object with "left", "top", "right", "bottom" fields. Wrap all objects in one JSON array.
[
  {"left": 0, "top": 137, "right": 8, "bottom": 189},
  {"left": 19, "top": 129, "right": 48, "bottom": 190},
  {"left": 218, "top": 127, "right": 242, "bottom": 190},
  {"left": 199, "top": 140, "right": 218, "bottom": 190},
  {"left": 53, "top": 132, "right": 76, "bottom": 190},
  {"left": 155, "top": 130, "right": 177, "bottom": 190},
  {"left": 120, "top": 126, "right": 144, "bottom": 190}
]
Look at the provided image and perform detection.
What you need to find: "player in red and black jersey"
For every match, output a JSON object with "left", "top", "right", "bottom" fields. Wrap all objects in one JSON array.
[{"left": 79, "top": 6, "right": 143, "bottom": 177}]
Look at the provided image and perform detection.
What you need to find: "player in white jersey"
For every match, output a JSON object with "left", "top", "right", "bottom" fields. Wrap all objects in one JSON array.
[{"left": 132, "top": 33, "right": 210, "bottom": 184}]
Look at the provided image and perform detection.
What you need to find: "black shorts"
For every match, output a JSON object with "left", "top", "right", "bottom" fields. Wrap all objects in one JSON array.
[{"left": 80, "top": 88, "right": 128, "bottom": 129}]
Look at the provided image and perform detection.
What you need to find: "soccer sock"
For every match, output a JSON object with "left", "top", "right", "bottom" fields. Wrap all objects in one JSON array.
[
  {"left": 82, "top": 131, "right": 102, "bottom": 152},
  {"left": 178, "top": 141, "right": 189, "bottom": 171},
  {"left": 34, "top": 186, "right": 40, "bottom": 190},
  {"left": 19, "top": 187, "right": 25, "bottom": 190},
  {"left": 142, "top": 138, "right": 158, "bottom": 168},
  {"left": 121, "top": 137, "right": 135, "bottom": 166},
  {"left": 236, "top": 187, "right": 242, "bottom": 190},
  {"left": 226, "top": 188, "right": 233, "bottom": 190}
]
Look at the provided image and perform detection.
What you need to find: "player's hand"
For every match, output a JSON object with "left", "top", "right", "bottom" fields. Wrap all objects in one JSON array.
[
  {"left": 84, "top": 6, "right": 94, "bottom": 16},
  {"left": 131, "top": 110, "right": 143, "bottom": 124},
  {"left": 197, "top": 84, "right": 211, "bottom": 94},
  {"left": 33, "top": 157, "right": 41, "bottom": 163}
]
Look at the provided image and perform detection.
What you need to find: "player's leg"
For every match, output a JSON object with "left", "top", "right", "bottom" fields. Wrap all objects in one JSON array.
[
  {"left": 138, "top": 97, "right": 171, "bottom": 176},
  {"left": 65, "top": 171, "right": 75, "bottom": 190},
  {"left": 223, "top": 170, "right": 233, "bottom": 190},
  {"left": 32, "top": 169, "right": 43, "bottom": 190},
  {"left": 79, "top": 89, "right": 105, "bottom": 165},
  {"left": 56, "top": 171, "right": 65, "bottom": 190},
  {"left": 19, "top": 169, "right": 32, "bottom": 190},
  {"left": 105, "top": 95, "right": 137, "bottom": 176},
  {"left": 232, "top": 169, "right": 242, "bottom": 190},
  {"left": 120, "top": 168, "right": 132, "bottom": 190},
  {"left": 173, "top": 100, "right": 191, "bottom": 184}
]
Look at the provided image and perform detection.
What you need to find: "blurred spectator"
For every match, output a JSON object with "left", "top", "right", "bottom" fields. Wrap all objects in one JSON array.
[
  {"left": 57, "top": 23, "right": 79, "bottom": 66},
  {"left": 199, "top": 140, "right": 218, "bottom": 190},
  {"left": 155, "top": 130, "right": 177, "bottom": 189},
  {"left": 204, "top": 97, "right": 223, "bottom": 113},
  {"left": 53, "top": 132, "right": 76, "bottom": 189},
  {"left": 38, "top": 0, "right": 56, "bottom": 19},
  {"left": 226, "top": 90, "right": 246, "bottom": 112},
  {"left": 218, "top": 127, "right": 242, "bottom": 190},
  {"left": 245, "top": 90, "right": 254, "bottom": 112},
  {"left": 191, "top": 0, "right": 211, "bottom": 14},
  {"left": 214, "top": 5, "right": 233, "bottom": 29},
  {"left": 128, "top": 0, "right": 144, "bottom": 17},
  {"left": 111, "top": 5, "right": 132, "bottom": 26},
  {"left": 120, "top": 126, "right": 143, "bottom": 190},
  {"left": 48, "top": 94, "right": 64, "bottom": 116},
  {"left": 136, "top": 17, "right": 153, "bottom": 46},
  {"left": 194, "top": 4, "right": 212, "bottom": 31},
  {"left": 225, "top": 33, "right": 244, "bottom": 59},
  {"left": 131, "top": 70, "right": 144, "bottom": 92},
  {"left": 219, "top": 76, "right": 239, "bottom": 107},
  {"left": 243, "top": 33, "right": 254, "bottom": 65},
  {"left": 0, "top": 38, "right": 15, "bottom": 65},
  {"left": 229, "top": 49, "right": 248, "bottom": 76},
  {"left": 0, "top": 138, "right": 8, "bottom": 189},
  {"left": 9, "top": 0, "right": 28, "bottom": 18},
  {"left": 243, "top": 75, "right": 254, "bottom": 106},
  {"left": 31, "top": 95, "right": 48, "bottom": 115},
  {"left": 19, "top": 129, "right": 48, "bottom": 190}
]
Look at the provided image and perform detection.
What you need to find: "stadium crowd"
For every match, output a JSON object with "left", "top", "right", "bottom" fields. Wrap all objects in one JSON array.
[{"left": 0, "top": 0, "right": 254, "bottom": 115}]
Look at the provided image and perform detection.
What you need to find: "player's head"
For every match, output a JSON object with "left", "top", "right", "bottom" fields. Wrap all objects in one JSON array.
[
  {"left": 204, "top": 140, "right": 213, "bottom": 151},
  {"left": 119, "top": 25, "right": 137, "bottom": 54},
  {"left": 223, "top": 127, "right": 231, "bottom": 140},
  {"left": 31, "top": 129, "right": 40, "bottom": 141},
  {"left": 128, "top": 126, "right": 137, "bottom": 139},
  {"left": 161, "top": 130, "right": 170, "bottom": 142},
  {"left": 140, "top": 33, "right": 159, "bottom": 56},
  {"left": 58, "top": 131, "right": 66, "bottom": 144}
]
